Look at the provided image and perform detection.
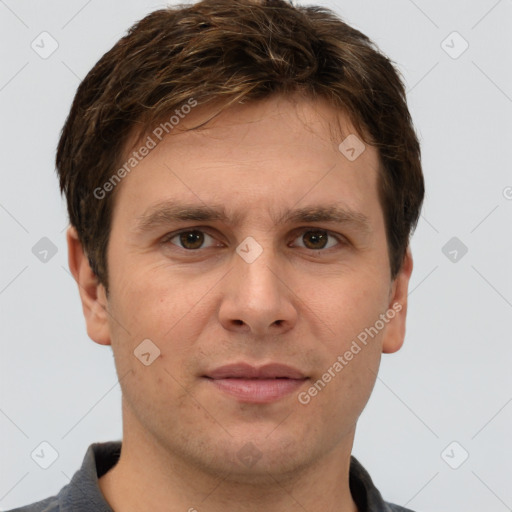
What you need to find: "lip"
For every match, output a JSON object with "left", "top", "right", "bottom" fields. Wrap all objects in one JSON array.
[
  {"left": 203, "top": 363, "right": 308, "bottom": 403},
  {"left": 205, "top": 362, "right": 306, "bottom": 380}
]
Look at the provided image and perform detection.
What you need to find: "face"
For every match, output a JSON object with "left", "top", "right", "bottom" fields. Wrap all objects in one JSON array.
[{"left": 69, "top": 94, "right": 412, "bottom": 482}]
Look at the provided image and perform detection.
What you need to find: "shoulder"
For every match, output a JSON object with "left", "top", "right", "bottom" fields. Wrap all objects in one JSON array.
[
  {"left": 5, "top": 495, "right": 59, "bottom": 512},
  {"left": 5, "top": 441, "right": 119, "bottom": 512},
  {"left": 384, "top": 502, "right": 417, "bottom": 512}
]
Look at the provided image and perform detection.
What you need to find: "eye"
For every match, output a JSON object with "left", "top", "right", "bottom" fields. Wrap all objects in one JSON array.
[
  {"left": 291, "top": 229, "right": 344, "bottom": 251},
  {"left": 164, "top": 229, "right": 219, "bottom": 250},
  {"left": 162, "top": 228, "right": 346, "bottom": 252}
]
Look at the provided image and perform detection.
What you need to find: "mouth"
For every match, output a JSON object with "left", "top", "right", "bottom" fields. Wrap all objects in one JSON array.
[{"left": 203, "top": 362, "right": 309, "bottom": 403}]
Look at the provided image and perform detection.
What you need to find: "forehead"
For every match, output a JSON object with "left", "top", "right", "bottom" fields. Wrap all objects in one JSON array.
[{"left": 112, "top": 95, "right": 383, "bottom": 229}]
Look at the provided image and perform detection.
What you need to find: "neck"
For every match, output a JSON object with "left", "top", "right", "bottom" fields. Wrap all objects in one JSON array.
[{"left": 99, "top": 409, "right": 359, "bottom": 512}]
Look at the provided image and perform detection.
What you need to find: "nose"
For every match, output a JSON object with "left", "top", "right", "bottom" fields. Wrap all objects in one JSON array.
[{"left": 218, "top": 243, "right": 298, "bottom": 337}]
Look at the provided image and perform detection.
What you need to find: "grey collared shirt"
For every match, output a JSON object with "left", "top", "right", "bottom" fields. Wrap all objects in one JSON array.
[{"left": 8, "top": 441, "right": 415, "bottom": 512}]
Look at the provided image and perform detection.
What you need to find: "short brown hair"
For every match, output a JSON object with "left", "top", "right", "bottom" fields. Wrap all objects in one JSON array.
[{"left": 56, "top": 0, "right": 424, "bottom": 291}]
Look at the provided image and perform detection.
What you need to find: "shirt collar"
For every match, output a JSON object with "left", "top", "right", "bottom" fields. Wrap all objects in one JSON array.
[{"left": 57, "top": 441, "right": 399, "bottom": 512}]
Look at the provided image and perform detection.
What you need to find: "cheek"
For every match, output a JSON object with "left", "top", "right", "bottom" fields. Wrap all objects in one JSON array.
[
  {"left": 319, "top": 273, "right": 390, "bottom": 340},
  {"left": 106, "top": 268, "right": 213, "bottom": 388},
  {"left": 109, "top": 262, "right": 195, "bottom": 333},
  {"left": 302, "top": 273, "right": 390, "bottom": 414},
  {"left": 301, "top": 332, "right": 382, "bottom": 439}
]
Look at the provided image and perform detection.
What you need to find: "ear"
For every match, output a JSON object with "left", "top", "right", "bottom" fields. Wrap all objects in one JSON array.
[
  {"left": 381, "top": 246, "right": 413, "bottom": 354},
  {"left": 66, "top": 226, "right": 111, "bottom": 346}
]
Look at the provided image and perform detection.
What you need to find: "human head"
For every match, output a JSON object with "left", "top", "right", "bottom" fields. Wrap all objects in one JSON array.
[
  {"left": 56, "top": 0, "right": 424, "bottom": 293},
  {"left": 62, "top": 2, "right": 424, "bottom": 504}
]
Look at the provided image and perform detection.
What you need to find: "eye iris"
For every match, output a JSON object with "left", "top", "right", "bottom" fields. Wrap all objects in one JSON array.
[
  {"left": 175, "top": 230, "right": 331, "bottom": 250},
  {"left": 303, "top": 231, "right": 328, "bottom": 249},
  {"left": 180, "top": 230, "right": 204, "bottom": 249}
]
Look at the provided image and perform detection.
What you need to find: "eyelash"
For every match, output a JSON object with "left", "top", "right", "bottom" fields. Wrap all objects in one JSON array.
[{"left": 160, "top": 227, "right": 348, "bottom": 253}]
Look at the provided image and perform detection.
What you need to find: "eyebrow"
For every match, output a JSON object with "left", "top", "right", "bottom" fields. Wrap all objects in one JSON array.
[{"left": 133, "top": 201, "right": 372, "bottom": 235}]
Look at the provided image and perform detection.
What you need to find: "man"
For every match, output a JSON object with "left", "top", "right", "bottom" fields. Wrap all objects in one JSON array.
[{"left": 10, "top": 0, "right": 424, "bottom": 510}]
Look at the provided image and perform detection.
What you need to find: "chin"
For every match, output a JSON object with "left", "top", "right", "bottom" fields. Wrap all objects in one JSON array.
[{"left": 195, "top": 431, "right": 318, "bottom": 482}]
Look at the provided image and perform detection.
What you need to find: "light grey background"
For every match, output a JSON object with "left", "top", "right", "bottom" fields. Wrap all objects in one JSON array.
[{"left": 1, "top": 0, "right": 511, "bottom": 510}]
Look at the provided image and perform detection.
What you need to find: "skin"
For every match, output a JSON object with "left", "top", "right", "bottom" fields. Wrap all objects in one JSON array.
[{"left": 68, "top": 93, "right": 413, "bottom": 512}]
